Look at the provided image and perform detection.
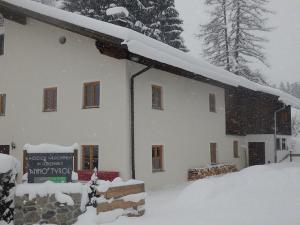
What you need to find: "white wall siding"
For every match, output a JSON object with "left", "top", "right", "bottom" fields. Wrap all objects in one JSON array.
[
  {"left": 129, "top": 63, "right": 246, "bottom": 189},
  {"left": 0, "top": 18, "right": 131, "bottom": 179}
]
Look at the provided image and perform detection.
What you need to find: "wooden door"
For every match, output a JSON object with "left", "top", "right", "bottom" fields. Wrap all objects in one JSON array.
[
  {"left": 248, "top": 142, "right": 265, "bottom": 166},
  {"left": 0, "top": 145, "right": 9, "bottom": 154},
  {"left": 210, "top": 143, "right": 217, "bottom": 164}
]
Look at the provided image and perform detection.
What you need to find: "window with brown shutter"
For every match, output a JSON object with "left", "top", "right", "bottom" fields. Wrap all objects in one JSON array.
[
  {"left": 0, "top": 15, "right": 4, "bottom": 56},
  {"left": 0, "top": 94, "right": 6, "bottom": 116},
  {"left": 152, "top": 145, "right": 164, "bottom": 172},
  {"left": 43, "top": 87, "right": 57, "bottom": 112},
  {"left": 0, "top": 34, "right": 4, "bottom": 56},
  {"left": 281, "top": 111, "right": 289, "bottom": 123},
  {"left": 83, "top": 81, "right": 100, "bottom": 108},
  {"left": 152, "top": 85, "right": 163, "bottom": 110},
  {"left": 210, "top": 143, "right": 217, "bottom": 164},
  {"left": 209, "top": 94, "right": 216, "bottom": 112},
  {"left": 233, "top": 141, "right": 239, "bottom": 158},
  {"left": 82, "top": 145, "right": 99, "bottom": 171}
]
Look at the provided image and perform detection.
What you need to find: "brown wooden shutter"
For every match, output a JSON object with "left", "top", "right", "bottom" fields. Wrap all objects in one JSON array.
[
  {"left": 210, "top": 143, "right": 217, "bottom": 164},
  {"left": 152, "top": 85, "right": 163, "bottom": 110},
  {"left": 209, "top": 94, "right": 216, "bottom": 112},
  {"left": 0, "top": 34, "right": 4, "bottom": 56},
  {"left": 0, "top": 94, "right": 6, "bottom": 116},
  {"left": 233, "top": 141, "right": 239, "bottom": 158}
]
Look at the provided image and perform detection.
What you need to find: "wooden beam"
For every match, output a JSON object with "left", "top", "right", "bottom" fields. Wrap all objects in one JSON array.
[{"left": 0, "top": 5, "right": 27, "bottom": 25}]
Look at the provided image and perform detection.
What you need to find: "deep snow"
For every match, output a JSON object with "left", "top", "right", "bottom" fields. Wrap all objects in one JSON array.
[{"left": 77, "top": 163, "right": 300, "bottom": 225}]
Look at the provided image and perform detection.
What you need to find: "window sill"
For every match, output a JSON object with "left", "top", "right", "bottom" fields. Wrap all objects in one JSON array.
[
  {"left": 43, "top": 109, "right": 57, "bottom": 112},
  {"left": 152, "top": 169, "right": 165, "bottom": 173},
  {"left": 82, "top": 106, "right": 100, "bottom": 109},
  {"left": 152, "top": 107, "right": 164, "bottom": 111}
]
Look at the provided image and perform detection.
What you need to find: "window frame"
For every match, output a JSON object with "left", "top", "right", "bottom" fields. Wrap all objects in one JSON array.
[
  {"left": 282, "top": 138, "right": 287, "bottom": 150},
  {"left": 276, "top": 138, "right": 281, "bottom": 150},
  {"left": 152, "top": 85, "right": 163, "bottom": 110},
  {"left": 0, "top": 93, "right": 6, "bottom": 116},
  {"left": 233, "top": 141, "right": 239, "bottom": 158},
  {"left": 152, "top": 145, "right": 164, "bottom": 172},
  {"left": 209, "top": 93, "right": 216, "bottom": 113},
  {"left": 81, "top": 145, "right": 99, "bottom": 171},
  {"left": 210, "top": 143, "right": 217, "bottom": 164},
  {"left": 0, "top": 34, "right": 4, "bottom": 56},
  {"left": 83, "top": 81, "right": 100, "bottom": 109},
  {"left": 43, "top": 87, "right": 57, "bottom": 112}
]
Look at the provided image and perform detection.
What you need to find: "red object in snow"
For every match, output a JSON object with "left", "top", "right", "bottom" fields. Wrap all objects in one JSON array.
[{"left": 77, "top": 170, "right": 119, "bottom": 181}]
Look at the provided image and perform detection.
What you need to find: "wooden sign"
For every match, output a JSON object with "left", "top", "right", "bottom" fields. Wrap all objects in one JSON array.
[{"left": 27, "top": 153, "right": 73, "bottom": 183}]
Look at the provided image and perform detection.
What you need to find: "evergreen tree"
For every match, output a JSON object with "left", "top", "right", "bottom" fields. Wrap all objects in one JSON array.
[
  {"left": 63, "top": 0, "right": 187, "bottom": 51},
  {"left": 145, "top": 0, "right": 188, "bottom": 51}
]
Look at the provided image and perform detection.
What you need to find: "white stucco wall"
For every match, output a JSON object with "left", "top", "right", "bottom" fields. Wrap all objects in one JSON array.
[
  {"left": 244, "top": 134, "right": 291, "bottom": 165},
  {"left": 0, "top": 18, "right": 132, "bottom": 179},
  {"left": 128, "top": 62, "right": 246, "bottom": 189}
]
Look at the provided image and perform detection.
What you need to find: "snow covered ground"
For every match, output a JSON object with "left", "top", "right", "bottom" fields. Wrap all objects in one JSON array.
[{"left": 77, "top": 163, "right": 300, "bottom": 225}]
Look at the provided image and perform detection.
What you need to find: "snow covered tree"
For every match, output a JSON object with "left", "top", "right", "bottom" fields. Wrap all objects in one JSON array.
[
  {"left": 198, "top": 0, "right": 231, "bottom": 70},
  {"left": 0, "top": 170, "right": 17, "bottom": 223},
  {"left": 199, "top": 0, "right": 271, "bottom": 84},
  {"left": 144, "top": 0, "right": 188, "bottom": 51},
  {"left": 230, "top": 0, "right": 271, "bottom": 77}
]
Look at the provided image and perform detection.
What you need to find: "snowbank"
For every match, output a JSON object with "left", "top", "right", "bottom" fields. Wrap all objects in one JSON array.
[
  {"left": 2, "top": 0, "right": 300, "bottom": 109},
  {"left": 97, "top": 163, "right": 300, "bottom": 225},
  {"left": 0, "top": 153, "right": 19, "bottom": 174},
  {"left": 24, "top": 143, "right": 79, "bottom": 153},
  {"left": 15, "top": 181, "right": 83, "bottom": 200}
]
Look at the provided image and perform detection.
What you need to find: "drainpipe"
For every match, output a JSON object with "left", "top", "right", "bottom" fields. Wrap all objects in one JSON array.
[
  {"left": 274, "top": 104, "right": 287, "bottom": 163},
  {"left": 131, "top": 65, "right": 153, "bottom": 179}
]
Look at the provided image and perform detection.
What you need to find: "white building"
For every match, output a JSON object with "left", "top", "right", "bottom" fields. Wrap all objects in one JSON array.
[{"left": 0, "top": 0, "right": 299, "bottom": 189}]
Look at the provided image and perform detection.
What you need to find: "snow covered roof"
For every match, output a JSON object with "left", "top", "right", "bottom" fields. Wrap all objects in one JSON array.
[
  {"left": 24, "top": 143, "right": 79, "bottom": 153},
  {"left": 1, "top": 0, "right": 300, "bottom": 109}
]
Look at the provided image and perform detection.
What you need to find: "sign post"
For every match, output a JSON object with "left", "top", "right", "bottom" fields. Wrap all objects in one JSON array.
[{"left": 27, "top": 153, "right": 74, "bottom": 183}]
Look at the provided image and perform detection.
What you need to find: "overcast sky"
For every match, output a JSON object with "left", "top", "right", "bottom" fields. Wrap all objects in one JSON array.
[{"left": 175, "top": 0, "right": 300, "bottom": 85}]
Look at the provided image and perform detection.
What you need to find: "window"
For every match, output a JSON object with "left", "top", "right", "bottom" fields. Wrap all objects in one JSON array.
[
  {"left": 210, "top": 143, "right": 217, "bottom": 164},
  {"left": 0, "top": 94, "right": 6, "bottom": 116},
  {"left": 152, "top": 85, "right": 163, "bottom": 110},
  {"left": 282, "top": 138, "right": 287, "bottom": 150},
  {"left": 152, "top": 145, "right": 163, "bottom": 172},
  {"left": 209, "top": 94, "right": 216, "bottom": 112},
  {"left": 0, "top": 14, "right": 4, "bottom": 56},
  {"left": 281, "top": 111, "right": 289, "bottom": 123},
  {"left": 83, "top": 81, "right": 100, "bottom": 108},
  {"left": 82, "top": 145, "right": 99, "bottom": 171},
  {"left": 233, "top": 141, "right": 239, "bottom": 158},
  {"left": 0, "top": 34, "right": 3, "bottom": 56},
  {"left": 276, "top": 138, "right": 281, "bottom": 150},
  {"left": 43, "top": 87, "right": 57, "bottom": 112}
]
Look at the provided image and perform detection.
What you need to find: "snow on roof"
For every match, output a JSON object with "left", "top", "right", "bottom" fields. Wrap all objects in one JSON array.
[
  {"left": 2, "top": 0, "right": 300, "bottom": 109},
  {"left": 0, "top": 153, "right": 20, "bottom": 173},
  {"left": 24, "top": 143, "right": 79, "bottom": 153},
  {"left": 106, "top": 7, "right": 129, "bottom": 17}
]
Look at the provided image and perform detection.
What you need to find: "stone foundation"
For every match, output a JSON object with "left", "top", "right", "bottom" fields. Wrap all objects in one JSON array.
[
  {"left": 14, "top": 193, "right": 82, "bottom": 225},
  {"left": 188, "top": 164, "right": 238, "bottom": 181}
]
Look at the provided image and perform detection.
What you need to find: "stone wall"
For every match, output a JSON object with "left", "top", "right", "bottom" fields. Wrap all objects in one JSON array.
[
  {"left": 188, "top": 164, "right": 238, "bottom": 181},
  {"left": 14, "top": 193, "right": 82, "bottom": 225}
]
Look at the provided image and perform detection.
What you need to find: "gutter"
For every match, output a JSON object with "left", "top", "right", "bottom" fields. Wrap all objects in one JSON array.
[{"left": 130, "top": 65, "right": 153, "bottom": 179}]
